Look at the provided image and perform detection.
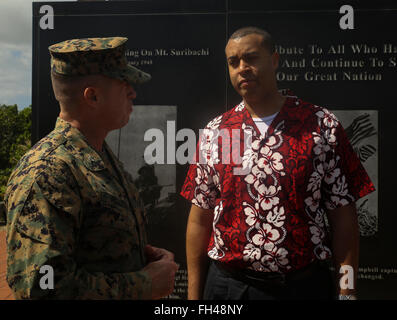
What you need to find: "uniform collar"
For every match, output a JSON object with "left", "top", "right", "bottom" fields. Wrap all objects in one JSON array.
[{"left": 54, "top": 117, "right": 106, "bottom": 172}]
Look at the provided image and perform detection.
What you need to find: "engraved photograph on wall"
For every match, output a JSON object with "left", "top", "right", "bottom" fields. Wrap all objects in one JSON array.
[
  {"left": 106, "top": 105, "right": 177, "bottom": 226},
  {"left": 332, "top": 109, "right": 378, "bottom": 237}
]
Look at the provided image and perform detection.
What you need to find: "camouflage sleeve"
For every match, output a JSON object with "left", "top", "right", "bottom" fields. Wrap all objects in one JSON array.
[{"left": 6, "top": 159, "right": 151, "bottom": 299}]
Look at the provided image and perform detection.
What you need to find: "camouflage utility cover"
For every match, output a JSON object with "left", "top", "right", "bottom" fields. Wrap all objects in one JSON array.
[
  {"left": 5, "top": 118, "right": 151, "bottom": 299},
  {"left": 49, "top": 37, "right": 151, "bottom": 86}
]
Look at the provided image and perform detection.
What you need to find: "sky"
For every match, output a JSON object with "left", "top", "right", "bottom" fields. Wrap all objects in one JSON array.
[{"left": 0, "top": 0, "right": 77, "bottom": 110}]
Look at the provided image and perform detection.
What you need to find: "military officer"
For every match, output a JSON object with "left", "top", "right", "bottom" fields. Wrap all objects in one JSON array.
[{"left": 5, "top": 37, "right": 178, "bottom": 299}]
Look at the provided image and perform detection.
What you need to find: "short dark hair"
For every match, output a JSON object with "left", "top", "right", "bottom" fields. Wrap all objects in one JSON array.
[
  {"left": 229, "top": 26, "right": 275, "bottom": 53},
  {"left": 50, "top": 71, "right": 105, "bottom": 108}
]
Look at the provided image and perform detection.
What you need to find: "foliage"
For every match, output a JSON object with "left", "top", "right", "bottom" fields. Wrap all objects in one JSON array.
[{"left": 0, "top": 105, "right": 31, "bottom": 201}]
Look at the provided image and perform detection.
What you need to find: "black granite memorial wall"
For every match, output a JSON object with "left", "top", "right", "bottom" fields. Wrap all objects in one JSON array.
[{"left": 32, "top": 0, "right": 396, "bottom": 299}]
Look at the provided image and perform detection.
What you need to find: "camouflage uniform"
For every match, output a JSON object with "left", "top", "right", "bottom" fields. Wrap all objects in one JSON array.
[{"left": 5, "top": 37, "right": 152, "bottom": 299}]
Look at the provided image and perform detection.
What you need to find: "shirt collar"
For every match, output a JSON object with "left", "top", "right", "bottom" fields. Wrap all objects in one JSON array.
[
  {"left": 54, "top": 117, "right": 106, "bottom": 172},
  {"left": 239, "top": 89, "right": 298, "bottom": 138}
]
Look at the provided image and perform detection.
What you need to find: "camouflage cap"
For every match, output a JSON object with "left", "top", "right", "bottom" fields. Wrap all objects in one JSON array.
[{"left": 48, "top": 37, "right": 151, "bottom": 86}]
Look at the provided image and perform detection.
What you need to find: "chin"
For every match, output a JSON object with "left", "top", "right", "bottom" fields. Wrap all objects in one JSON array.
[
  {"left": 122, "top": 116, "right": 131, "bottom": 127},
  {"left": 109, "top": 119, "right": 129, "bottom": 131},
  {"left": 240, "top": 89, "right": 255, "bottom": 100}
]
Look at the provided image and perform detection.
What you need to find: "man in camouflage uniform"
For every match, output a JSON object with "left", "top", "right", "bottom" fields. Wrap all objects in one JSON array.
[{"left": 4, "top": 37, "right": 178, "bottom": 299}]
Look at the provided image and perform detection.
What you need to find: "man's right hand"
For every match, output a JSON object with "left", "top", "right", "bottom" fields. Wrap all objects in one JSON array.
[{"left": 143, "top": 250, "right": 179, "bottom": 299}]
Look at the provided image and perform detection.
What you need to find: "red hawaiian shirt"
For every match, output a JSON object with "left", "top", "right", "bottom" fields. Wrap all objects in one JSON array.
[{"left": 181, "top": 91, "right": 375, "bottom": 273}]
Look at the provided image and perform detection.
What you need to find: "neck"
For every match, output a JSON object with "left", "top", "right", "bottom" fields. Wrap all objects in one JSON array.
[
  {"left": 59, "top": 111, "right": 107, "bottom": 152},
  {"left": 243, "top": 91, "right": 285, "bottom": 118}
]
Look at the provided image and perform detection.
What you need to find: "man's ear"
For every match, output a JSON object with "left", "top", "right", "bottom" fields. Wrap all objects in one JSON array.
[{"left": 83, "top": 87, "right": 99, "bottom": 107}]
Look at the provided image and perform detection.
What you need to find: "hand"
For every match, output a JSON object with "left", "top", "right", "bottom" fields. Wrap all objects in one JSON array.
[
  {"left": 145, "top": 244, "right": 175, "bottom": 263},
  {"left": 143, "top": 245, "right": 179, "bottom": 299}
]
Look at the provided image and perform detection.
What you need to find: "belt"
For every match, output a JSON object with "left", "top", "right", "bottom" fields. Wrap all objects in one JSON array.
[{"left": 214, "top": 260, "right": 330, "bottom": 288}]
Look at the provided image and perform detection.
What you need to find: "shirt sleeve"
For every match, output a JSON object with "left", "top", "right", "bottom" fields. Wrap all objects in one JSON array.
[
  {"left": 6, "top": 160, "right": 152, "bottom": 300},
  {"left": 321, "top": 120, "right": 375, "bottom": 211},
  {"left": 180, "top": 128, "right": 219, "bottom": 210}
]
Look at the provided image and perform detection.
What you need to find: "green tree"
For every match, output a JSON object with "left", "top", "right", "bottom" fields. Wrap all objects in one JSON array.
[{"left": 0, "top": 105, "right": 31, "bottom": 201}]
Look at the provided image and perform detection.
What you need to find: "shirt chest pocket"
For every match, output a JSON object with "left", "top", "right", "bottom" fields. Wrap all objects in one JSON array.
[
  {"left": 76, "top": 189, "right": 144, "bottom": 268},
  {"left": 82, "top": 182, "right": 140, "bottom": 235}
]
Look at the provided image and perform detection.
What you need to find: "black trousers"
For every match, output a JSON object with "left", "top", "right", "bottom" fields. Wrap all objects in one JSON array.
[{"left": 203, "top": 261, "right": 336, "bottom": 300}]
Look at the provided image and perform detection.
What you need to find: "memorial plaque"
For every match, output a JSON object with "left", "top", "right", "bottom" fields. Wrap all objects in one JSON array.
[{"left": 32, "top": 0, "right": 396, "bottom": 299}]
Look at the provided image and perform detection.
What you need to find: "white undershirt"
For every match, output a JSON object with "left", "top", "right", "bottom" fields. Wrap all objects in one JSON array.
[{"left": 252, "top": 112, "right": 278, "bottom": 136}]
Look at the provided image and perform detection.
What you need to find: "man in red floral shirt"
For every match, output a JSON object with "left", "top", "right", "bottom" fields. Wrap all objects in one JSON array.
[{"left": 181, "top": 27, "right": 375, "bottom": 300}]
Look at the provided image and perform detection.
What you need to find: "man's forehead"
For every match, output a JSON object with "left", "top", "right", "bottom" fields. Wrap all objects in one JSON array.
[{"left": 225, "top": 34, "right": 264, "bottom": 56}]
